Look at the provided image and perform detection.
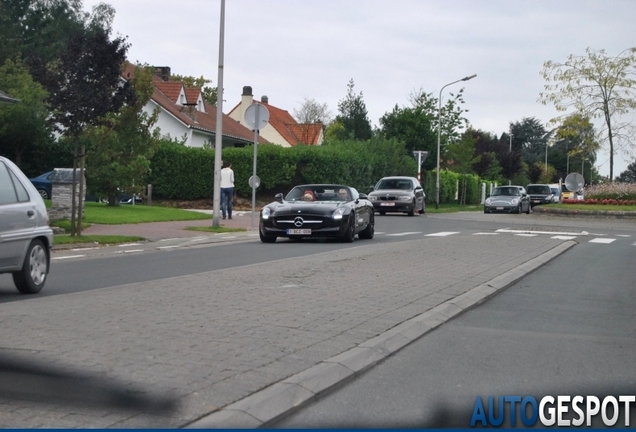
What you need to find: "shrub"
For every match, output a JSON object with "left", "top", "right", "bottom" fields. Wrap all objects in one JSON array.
[{"left": 583, "top": 182, "right": 636, "bottom": 201}]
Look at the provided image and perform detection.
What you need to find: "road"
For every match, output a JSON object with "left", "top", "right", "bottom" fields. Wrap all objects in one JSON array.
[
  {"left": 1, "top": 212, "right": 634, "bottom": 302},
  {"left": 274, "top": 214, "right": 636, "bottom": 428}
]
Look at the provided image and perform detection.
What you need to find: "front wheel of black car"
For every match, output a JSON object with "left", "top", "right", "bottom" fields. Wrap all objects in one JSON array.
[
  {"left": 358, "top": 213, "right": 375, "bottom": 240},
  {"left": 259, "top": 229, "right": 277, "bottom": 243},
  {"left": 340, "top": 214, "right": 355, "bottom": 243}
]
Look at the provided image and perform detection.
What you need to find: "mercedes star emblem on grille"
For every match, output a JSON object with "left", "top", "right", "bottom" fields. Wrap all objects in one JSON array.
[{"left": 293, "top": 217, "right": 304, "bottom": 227}]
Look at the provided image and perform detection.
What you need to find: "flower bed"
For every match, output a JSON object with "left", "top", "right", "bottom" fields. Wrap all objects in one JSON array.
[
  {"left": 581, "top": 182, "right": 636, "bottom": 201},
  {"left": 562, "top": 198, "right": 636, "bottom": 205}
]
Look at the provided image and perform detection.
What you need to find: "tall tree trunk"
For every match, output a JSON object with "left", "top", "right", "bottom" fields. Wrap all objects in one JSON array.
[
  {"left": 77, "top": 144, "right": 86, "bottom": 235},
  {"left": 70, "top": 142, "right": 78, "bottom": 236}
]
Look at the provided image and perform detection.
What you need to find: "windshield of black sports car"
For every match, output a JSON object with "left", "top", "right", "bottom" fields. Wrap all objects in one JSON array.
[{"left": 285, "top": 186, "right": 354, "bottom": 202}]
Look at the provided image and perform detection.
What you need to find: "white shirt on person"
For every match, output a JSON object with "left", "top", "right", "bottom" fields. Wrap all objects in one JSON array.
[{"left": 220, "top": 167, "right": 234, "bottom": 188}]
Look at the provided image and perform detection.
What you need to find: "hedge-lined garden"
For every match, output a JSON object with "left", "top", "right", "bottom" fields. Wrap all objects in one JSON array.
[{"left": 146, "top": 139, "right": 492, "bottom": 205}]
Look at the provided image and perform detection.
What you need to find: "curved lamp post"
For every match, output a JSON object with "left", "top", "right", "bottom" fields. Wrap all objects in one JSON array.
[{"left": 436, "top": 74, "right": 476, "bottom": 209}]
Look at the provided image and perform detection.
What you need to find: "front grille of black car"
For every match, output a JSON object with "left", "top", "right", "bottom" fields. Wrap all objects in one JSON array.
[
  {"left": 378, "top": 196, "right": 397, "bottom": 201},
  {"left": 273, "top": 216, "right": 329, "bottom": 229}
]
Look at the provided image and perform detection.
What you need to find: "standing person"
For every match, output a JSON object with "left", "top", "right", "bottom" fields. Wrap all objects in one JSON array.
[{"left": 220, "top": 161, "right": 235, "bottom": 219}]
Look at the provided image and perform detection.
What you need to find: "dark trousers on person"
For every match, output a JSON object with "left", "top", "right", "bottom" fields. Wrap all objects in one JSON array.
[{"left": 221, "top": 187, "right": 233, "bottom": 219}]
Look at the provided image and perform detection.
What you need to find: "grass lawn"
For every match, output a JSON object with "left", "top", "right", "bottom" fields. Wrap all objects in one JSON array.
[
  {"left": 49, "top": 202, "right": 238, "bottom": 246},
  {"left": 426, "top": 203, "right": 483, "bottom": 213}
]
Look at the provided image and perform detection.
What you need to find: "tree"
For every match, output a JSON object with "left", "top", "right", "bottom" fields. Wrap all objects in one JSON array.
[
  {"left": 335, "top": 79, "right": 372, "bottom": 140},
  {"left": 510, "top": 117, "right": 551, "bottom": 167},
  {"left": 84, "top": 65, "right": 160, "bottom": 205},
  {"left": 0, "top": 58, "right": 52, "bottom": 168},
  {"left": 446, "top": 130, "right": 480, "bottom": 205},
  {"left": 0, "top": 0, "right": 114, "bottom": 67},
  {"left": 616, "top": 160, "right": 636, "bottom": 183},
  {"left": 31, "top": 25, "right": 133, "bottom": 235},
  {"left": 378, "top": 103, "right": 436, "bottom": 169},
  {"left": 551, "top": 113, "right": 599, "bottom": 180},
  {"left": 293, "top": 97, "right": 332, "bottom": 125},
  {"left": 169, "top": 73, "right": 217, "bottom": 105},
  {"left": 539, "top": 47, "right": 636, "bottom": 181}
]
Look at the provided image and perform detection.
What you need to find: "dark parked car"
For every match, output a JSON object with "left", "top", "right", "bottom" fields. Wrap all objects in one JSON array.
[
  {"left": 259, "top": 184, "right": 375, "bottom": 243},
  {"left": 0, "top": 156, "right": 54, "bottom": 294},
  {"left": 484, "top": 185, "right": 531, "bottom": 214},
  {"left": 28, "top": 171, "right": 53, "bottom": 200},
  {"left": 368, "top": 176, "right": 425, "bottom": 216},
  {"left": 526, "top": 184, "right": 554, "bottom": 207},
  {"left": 28, "top": 171, "right": 141, "bottom": 204}
]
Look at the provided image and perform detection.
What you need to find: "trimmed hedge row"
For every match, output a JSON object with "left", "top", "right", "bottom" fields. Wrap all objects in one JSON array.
[{"left": 147, "top": 139, "right": 492, "bottom": 205}]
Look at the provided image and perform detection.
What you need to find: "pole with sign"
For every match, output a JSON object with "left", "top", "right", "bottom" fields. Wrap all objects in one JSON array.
[
  {"left": 244, "top": 102, "right": 270, "bottom": 229},
  {"left": 412, "top": 150, "right": 429, "bottom": 183}
]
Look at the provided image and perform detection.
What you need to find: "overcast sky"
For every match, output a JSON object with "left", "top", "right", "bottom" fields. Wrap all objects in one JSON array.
[{"left": 83, "top": 0, "right": 636, "bottom": 177}]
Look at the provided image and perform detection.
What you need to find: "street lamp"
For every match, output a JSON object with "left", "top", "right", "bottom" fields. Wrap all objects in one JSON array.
[
  {"left": 508, "top": 132, "right": 513, "bottom": 185},
  {"left": 436, "top": 74, "right": 477, "bottom": 209}
]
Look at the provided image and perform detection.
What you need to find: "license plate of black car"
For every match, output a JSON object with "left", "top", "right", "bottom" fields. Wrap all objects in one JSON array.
[
  {"left": 287, "top": 229, "right": 311, "bottom": 235},
  {"left": 532, "top": 200, "right": 540, "bottom": 203},
  {"left": 380, "top": 202, "right": 395, "bottom": 206},
  {"left": 496, "top": 207, "right": 504, "bottom": 210}
]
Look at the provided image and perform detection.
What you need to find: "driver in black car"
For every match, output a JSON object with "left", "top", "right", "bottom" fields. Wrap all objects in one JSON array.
[{"left": 338, "top": 188, "right": 350, "bottom": 200}]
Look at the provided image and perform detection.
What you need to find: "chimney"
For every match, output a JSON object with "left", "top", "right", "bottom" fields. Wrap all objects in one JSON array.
[
  {"left": 242, "top": 86, "right": 253, "bottom": 106},
  {"left": 152, "top": 66, "right": 171, "bottom": 81},
  {"left": 261, "top": 95, "right": 269, "bottom": 104}
]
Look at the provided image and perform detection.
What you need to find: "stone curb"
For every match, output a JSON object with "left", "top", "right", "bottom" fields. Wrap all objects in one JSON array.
[
  {"left": 533, "top": 206, "right": 636, "bottom": 218},
  {"left": 186, "top": 240, "right": 577, "bottom": 429}
]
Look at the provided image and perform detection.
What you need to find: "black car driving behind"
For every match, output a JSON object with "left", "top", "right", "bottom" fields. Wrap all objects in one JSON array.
[{"left": 259, "top": 184, "right": 375, "bottom": 243}]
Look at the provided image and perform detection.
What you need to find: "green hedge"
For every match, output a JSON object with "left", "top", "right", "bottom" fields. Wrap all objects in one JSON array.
[{"left": 147, "top": 137, "right": 419, "bottom": 200}]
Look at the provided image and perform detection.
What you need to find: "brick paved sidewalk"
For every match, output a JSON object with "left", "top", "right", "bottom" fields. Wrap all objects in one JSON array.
[
  {"left": 79, "top": 210, "right": 258, "bottom": 242},
  {"left": 0, "top": 234, "right": 574, "bottom": 428}
]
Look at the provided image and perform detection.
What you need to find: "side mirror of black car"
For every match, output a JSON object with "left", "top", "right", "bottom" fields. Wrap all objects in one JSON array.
[
  {"left": 358, "top": 193, "right": 368, "bottom": 200},
  {"left": 274, "top": 193, "right": 284, "bottom": 203}
]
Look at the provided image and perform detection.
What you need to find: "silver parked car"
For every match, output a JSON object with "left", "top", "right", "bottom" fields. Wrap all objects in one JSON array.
[{"left": 0, "top": 156, "right": 54, "bottom": 294}]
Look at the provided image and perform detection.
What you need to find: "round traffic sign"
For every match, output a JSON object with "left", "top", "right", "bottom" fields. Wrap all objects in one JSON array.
[
  {"left": 249, "top": 175, "right": 261, "bottom": 188},
  {"left": 244, "top": 103, "right": 270, "bottom": 130}
]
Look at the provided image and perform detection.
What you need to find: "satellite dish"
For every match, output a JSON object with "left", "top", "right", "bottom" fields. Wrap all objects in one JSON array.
[{"left": 564, "top": 173, "right": 585, "bottom": 192}]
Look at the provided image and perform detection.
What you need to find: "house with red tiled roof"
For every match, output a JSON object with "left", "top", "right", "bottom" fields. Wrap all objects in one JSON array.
[
  {"left": 228, "top": 86, "right": 323, "bottom": 147},
  {"left": 122, "top": 64, "right": 264, "bottom": 148}
]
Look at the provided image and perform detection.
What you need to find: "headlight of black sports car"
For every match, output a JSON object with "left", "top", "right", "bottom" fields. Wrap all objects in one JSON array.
[
  {"left": 332, "top": 207, "right": 346, "bottom": 220},
  {"left": 261, "top": 207, "right": 271, "bottom": 219}
]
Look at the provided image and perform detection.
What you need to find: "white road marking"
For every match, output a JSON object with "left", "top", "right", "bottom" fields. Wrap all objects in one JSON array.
[
  {"left": 617, "top": 234, "right": 632, "bottom": 237},
  {"left": 473, "top": 232, "right": 499, "bottom": 235},
  {"left": 515, "top": 233, "right": 538, "bottom": 237},
  {"left": 70, "top": 247, "right": 99, "bottom": 251},
  {"left": 386, "top": 231, "right": 423, "bottom": 236},
  {"left": 115, "top": 249, "right": 144, "bottom": 254},
  {"left": 53, "top": 255, "right": 85, "bottom": 260},
  {"left": 551, "top": 235, "right": 577, "bottom": 240},
  {"left": 220, "top": 236, "right": 237, "bottom": 239},
  {"left": 118, "top": 243, "right": 142, "bottom": 247},
  {"left": 497, "top": 228, "right": 589, "bottom": 236},
  {"left": 157, "top": 245, "right": 180, "bottom": 250},
  {"left": 589, "top": 238, "right": 616, "bottom": 244},
  {"left": 425, "top": 232, "right": 460, "bottom": 237}
]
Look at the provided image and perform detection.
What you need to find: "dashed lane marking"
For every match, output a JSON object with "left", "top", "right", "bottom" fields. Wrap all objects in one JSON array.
[
  {"left": 497, "top": 228, "right": 589, "bottom": 236},
  {"left": 425, "top": 231, "right": 460, "bottom": 237},
  {"left": 589, "top": 238, "right": 616, "bottom": 244},
  {"left": 52, "top": 255, "right": 85, "bottom": 260},
  {"left": 386, "top": 231, "right": 423, "bottom": 236},
  {"left": 514, "top": 233, "right": 538, "bottom": 237},
  {"left": 473, "top": 232, "right": 499, "bottom": 235},
  {"left": 118, "top": 243, "right": 142, "bottom": 247},
  {"left": 551, "top": 235, "right": 577, "bottom": 240}
]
